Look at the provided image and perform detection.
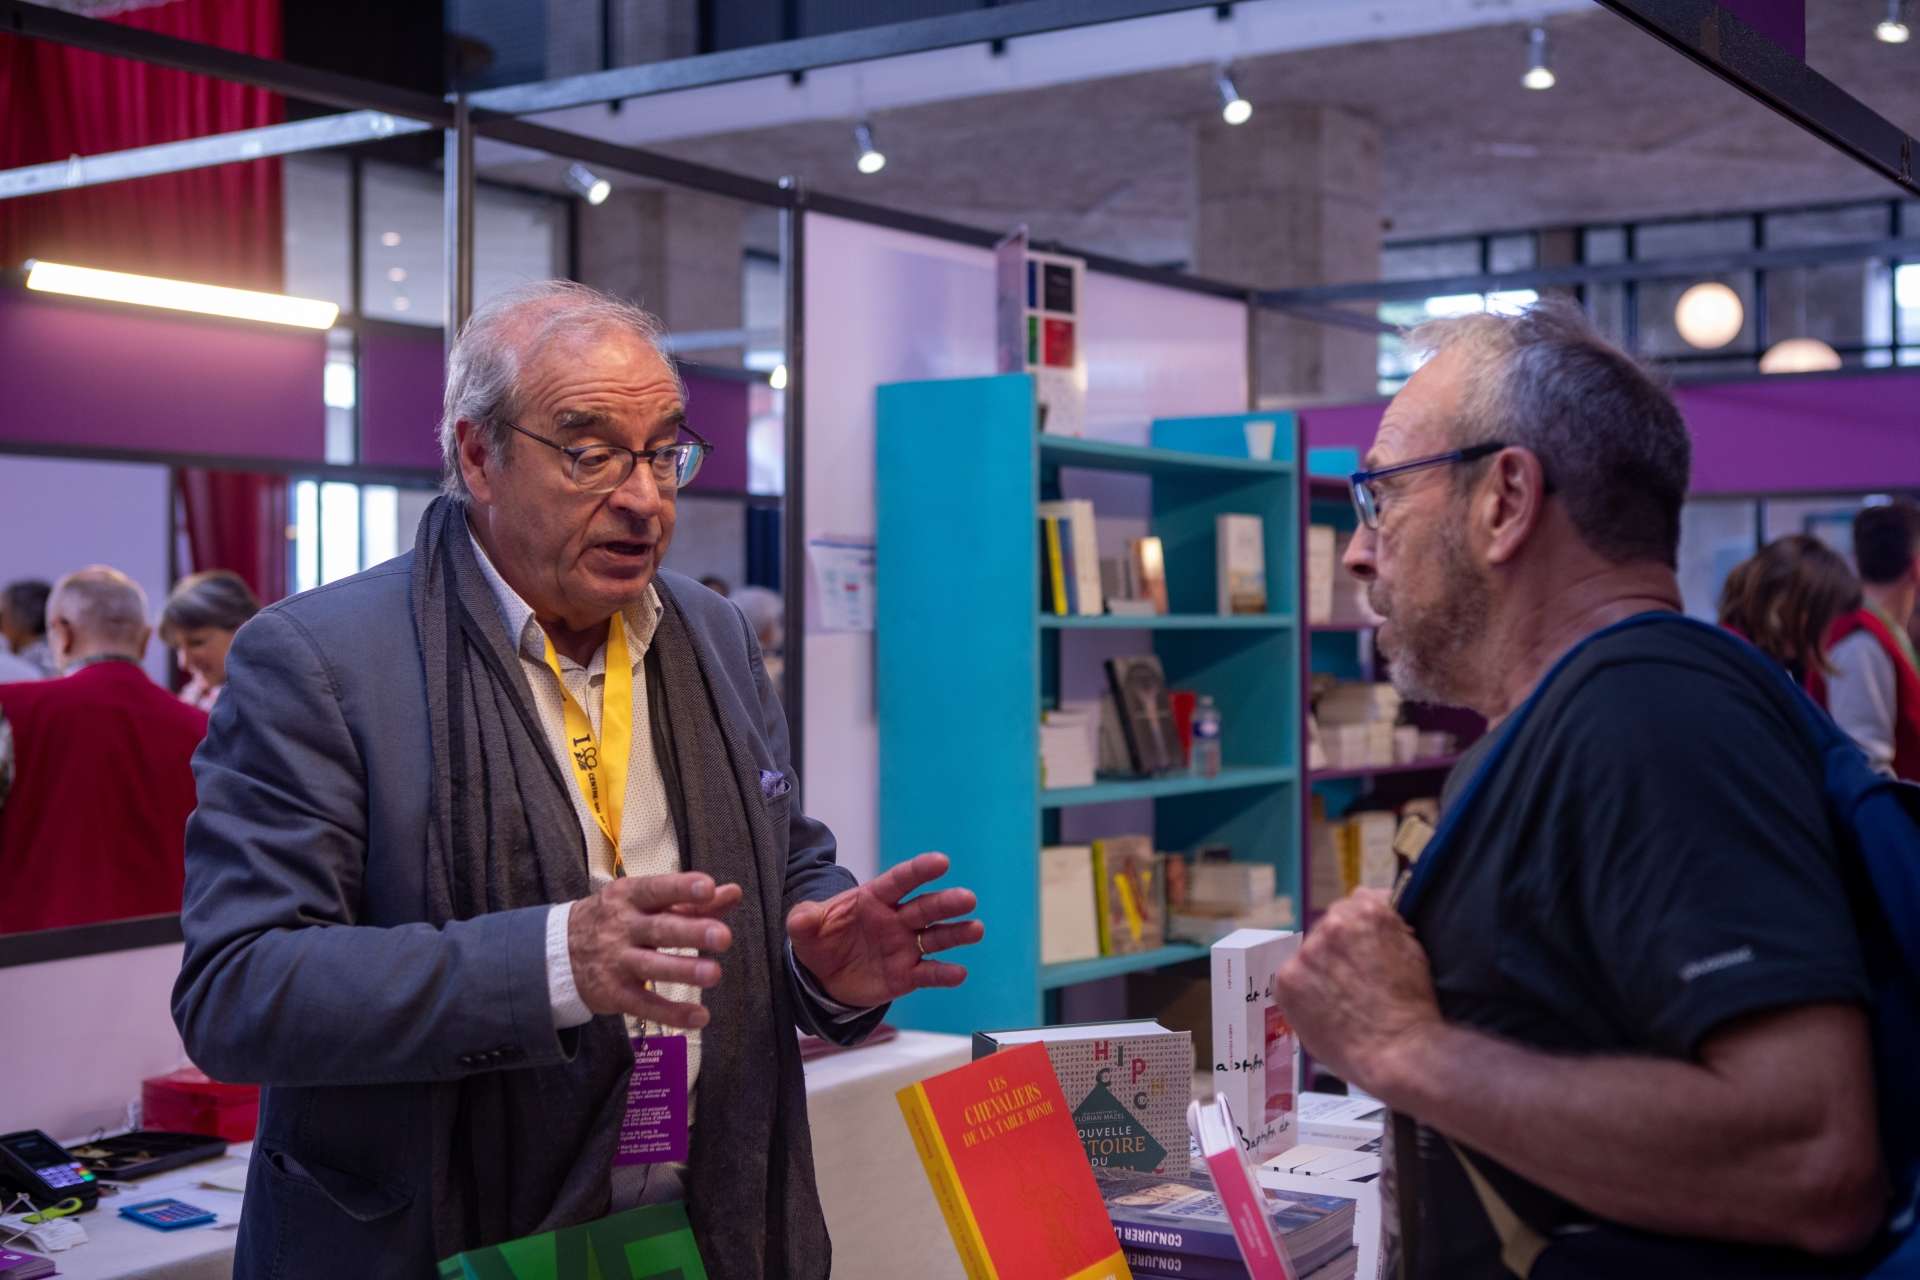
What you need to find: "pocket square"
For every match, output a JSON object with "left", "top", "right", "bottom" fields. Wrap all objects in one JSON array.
[{"left": 760, "top": 770, "right": 791, "bottom": 800}]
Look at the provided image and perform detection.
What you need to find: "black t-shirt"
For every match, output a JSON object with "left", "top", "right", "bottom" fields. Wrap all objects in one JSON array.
[{"left": 1392, "top": 617, "right": 1872, "bottom": 1279}]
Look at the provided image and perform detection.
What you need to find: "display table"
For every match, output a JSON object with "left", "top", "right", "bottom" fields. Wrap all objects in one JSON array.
[{"left": 25, "top": 1031, "right": 973, "bottom": 1280}]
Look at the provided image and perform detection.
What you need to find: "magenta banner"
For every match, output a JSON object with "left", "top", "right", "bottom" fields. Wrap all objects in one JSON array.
[
  {"left": 0, "top": 290, "right": 326, "bottom": 461},
  {"left": 1302, "top": 371, "right": 1920, "bottom": 495}
]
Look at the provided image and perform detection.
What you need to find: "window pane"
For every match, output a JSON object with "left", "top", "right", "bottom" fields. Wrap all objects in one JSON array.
[
  {"left": 1637, "top": 274, "right": 1758, "bottom": 360},
  {"left": 1677, "top": 499, "right": 1757, "bottom": 622},
  {"left": 1380, "top": 240, "right": 1479, "bottom": 283},
  {"left": 1765, "top": 203, "right": 1890, "bottom": 247},
  {"left": 362, "top": 161, "right": 443, "bottom": 326},
  {"left": 284, "top": 155, "right": 351, "bottom": 313},
  {"left": 294, "top": 480, "right": 320, "bottom": 594},
  {"left": 1583, "top": 227, "right": 1627, "bottom": 264},
  {"left": 1635, "top": 217, "right": 1752, "bottom": 259},
  {"left": 1899, "top": 263, "right": 1920, "bottom": 345},
  {"left": 1488, "top": 234, "right": 1536, "bottom": 274},
  {"left": 362, "top": 486, "right": 399, "bottom": 566},
  {"left": 1765, "top": 262, "right": 1884, "bottom": 349},
  {"left": 474, "top": 186, "right": 566, "bottom": 311},
  {"left": 319, "top": 482, "right": 362, "bottom": 586}
]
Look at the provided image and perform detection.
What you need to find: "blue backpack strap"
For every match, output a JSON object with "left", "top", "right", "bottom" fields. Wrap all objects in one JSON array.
[{"left": 1394, "top": 609, "right": 1680, "bottom": 920}]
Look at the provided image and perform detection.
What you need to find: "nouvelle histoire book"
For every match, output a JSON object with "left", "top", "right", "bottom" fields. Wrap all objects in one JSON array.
[
  {"left": 973, "top": 1020, "right": 1193, "bottom": 1176},
  {"left": 897, "top": 1041, "right": 1130, "bottom": 1280},
  {"left": 1211, "top": 929, "right": 1302, "bottom": 1164}
]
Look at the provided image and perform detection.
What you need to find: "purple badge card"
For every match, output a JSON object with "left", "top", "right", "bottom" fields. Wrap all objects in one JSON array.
[{"left": 613, "top": 1035, "right": 690, "bottom": 1166}]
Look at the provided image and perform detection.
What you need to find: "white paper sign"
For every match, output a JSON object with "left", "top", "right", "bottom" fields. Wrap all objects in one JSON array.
[{"left": 807, "top": 537, "right": 876, "bottom": 633}]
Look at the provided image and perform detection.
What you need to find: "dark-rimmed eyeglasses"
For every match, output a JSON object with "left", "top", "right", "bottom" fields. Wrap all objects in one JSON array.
[
  {"left": 1349, "top": 442, "right": 1507, "bottom": 530},
  {"left": 503, "top": 420, "right": 711, "bottom": 493}
]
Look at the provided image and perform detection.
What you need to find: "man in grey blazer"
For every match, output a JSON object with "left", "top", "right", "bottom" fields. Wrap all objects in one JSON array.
[{"left": 173, "top": 281, "right": 982, "bottom": 1278}]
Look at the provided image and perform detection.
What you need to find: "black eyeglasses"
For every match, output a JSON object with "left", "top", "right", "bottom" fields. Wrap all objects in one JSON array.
[
  {"left": 503, "top": 420, "right": 711, "bottom": 493},
  {"left": 1348, "top": 442, "right": 1507, "bottom": 530}
]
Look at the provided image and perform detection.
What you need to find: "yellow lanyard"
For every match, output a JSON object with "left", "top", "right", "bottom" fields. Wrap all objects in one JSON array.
[{"left": 542, "top": 617, "right": 632, "bottom": 875}]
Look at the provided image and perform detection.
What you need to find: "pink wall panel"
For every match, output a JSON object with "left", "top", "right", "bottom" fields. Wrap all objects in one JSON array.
[{"left": 0, "top": 290, "right": 325, "bottom": 461}]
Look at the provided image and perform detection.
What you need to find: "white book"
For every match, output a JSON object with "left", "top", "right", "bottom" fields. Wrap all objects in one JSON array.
[
  {"left": 1038, "top": 498, "right": 1104, "bottom": 616},
  {"left": 1039, "top": 845, "right": 1101, "bottom": 965},
  {"left": 1216, "top": 513, "right": 1268, "bottom": 615},
  {"left": 1040, "top": 713, "right": 1096, "bottom": 790},
  {"left": 1188, "top": 860, "right": 1279, "bottom": 910},
  {"left": 1307, "top": 525, "right": 1337, "bottom": 624},
  {"left": 1210, "top": 928, "right": 1302, "bottom": 1164}
]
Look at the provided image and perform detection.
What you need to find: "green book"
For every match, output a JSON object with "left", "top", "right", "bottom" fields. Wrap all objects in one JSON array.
[{"left": 437, "top": 1202, "right": 708, "bottom": 1280}]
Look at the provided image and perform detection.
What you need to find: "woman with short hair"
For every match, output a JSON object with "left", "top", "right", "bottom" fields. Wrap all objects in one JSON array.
[{"left": 159, "top": 570, "right": 262, "bottom": 711}]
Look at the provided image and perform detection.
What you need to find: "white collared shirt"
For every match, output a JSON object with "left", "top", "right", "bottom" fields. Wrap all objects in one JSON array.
[{"left": 466, "top": 530, "right": 709, "bottom": 1086}]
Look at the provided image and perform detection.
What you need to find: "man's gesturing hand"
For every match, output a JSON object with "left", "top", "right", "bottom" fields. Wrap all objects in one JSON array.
[
  {"left": 1273, "top": 888, "right": 1443, "bottom": 1099},
  {"left": 568, "top": 872, "right": 743, "bottom": 1028},
  {"left": 786, "top": 852, "right": 984, "bottom": 1009}
]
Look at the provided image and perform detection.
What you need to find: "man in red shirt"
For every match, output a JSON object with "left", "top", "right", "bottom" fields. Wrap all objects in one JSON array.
[{"left": 0, "top": 566, "right": 207, "bottom": 933}]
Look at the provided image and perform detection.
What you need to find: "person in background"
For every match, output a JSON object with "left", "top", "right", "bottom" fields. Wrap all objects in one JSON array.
[
  {"left": 0, "top": 566, "right": 207, "bottom": 933},
  {"left": 1716, "top": 533, "right": 1860, "bottom": 690},
  {"left": 732, "top": 585, "right": 785, "bottom": 691},
  {"left": 697, "top": 574, "right": 731, "bottom": 597},
  {"left": 1826, "top": 500, "right": 1920, "bottom": 779},
  {"left": 1275, "top": 301, "right": 1883, "bottom": 1278},
  {"left": 0, "top": 579, "right": 55, "bottom": 677},
  {"left": 158, "top": 570, "right": 262, "bottom": 711}
]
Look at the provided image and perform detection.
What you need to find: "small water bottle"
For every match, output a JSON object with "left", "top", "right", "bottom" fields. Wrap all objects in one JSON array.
[{"left": 1191, "top": 695, "right": 1223, "bottom": 778}]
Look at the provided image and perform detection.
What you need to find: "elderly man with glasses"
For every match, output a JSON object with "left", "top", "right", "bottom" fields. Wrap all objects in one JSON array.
[
  {"left": 1277, "top": 300, "right": 1885, "bottom": 1277},
  {"left": 174, "top": 281, "right": 981, "bottom": 1279}
]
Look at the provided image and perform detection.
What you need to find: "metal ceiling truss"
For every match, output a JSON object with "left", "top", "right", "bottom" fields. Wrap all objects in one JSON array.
[{"left": 1592, "top": 0, "right": 1916, "bottom": 198}]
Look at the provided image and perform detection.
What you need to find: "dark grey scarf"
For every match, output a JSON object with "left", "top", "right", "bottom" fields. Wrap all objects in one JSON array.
[{"left": 409, "top": 496, "right": 830, "bottom": 1278}]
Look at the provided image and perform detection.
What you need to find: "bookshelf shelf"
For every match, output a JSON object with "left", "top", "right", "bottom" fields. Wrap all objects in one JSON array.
[
  {"left": 1039, "top": 944, "right": 1210, "bottom": 990},
  {"left": 1041, "top": 766, "right": 1298, "bottom": 809},
  {"left": 1040, "top": 613, "right": 1295, "bottom": 631},
  {"left": 1308, "top": 755, "right": 1463, "bottom": 783},
  {"left": 1039, "top": 434, "right": 1294, "bottom": 479},
  {"left": 878, "top": 375, "right": 1301, "bottom": 1034}
]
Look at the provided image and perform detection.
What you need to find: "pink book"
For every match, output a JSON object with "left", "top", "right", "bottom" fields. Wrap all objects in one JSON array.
[{"left": 1188, "top": 1095, "right": 1299, "bottom": 1280}]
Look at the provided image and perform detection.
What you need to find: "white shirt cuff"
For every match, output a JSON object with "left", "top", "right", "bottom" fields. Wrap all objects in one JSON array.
[
  {"left": 787, "top": 940, "right": 879, "bottom": 1024},
  {"left": 547, "top": 902, "right": 593, "bottom": 1029}
]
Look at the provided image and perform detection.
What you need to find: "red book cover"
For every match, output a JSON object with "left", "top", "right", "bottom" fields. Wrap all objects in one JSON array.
[{"left": 898, "top": 1041, "right": 1132, "bottom": 1280}]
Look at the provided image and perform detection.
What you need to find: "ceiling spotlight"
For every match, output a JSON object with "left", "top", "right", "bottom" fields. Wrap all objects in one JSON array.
[
  {"left": 380, "top": 231, "right": 401, "bottom": 247},
  {"left": 387, "top": 267, "right": 407, "bottom": 284},
  {"left": 769, "top": 363, "right": 789, "bottom": 391},
  {"left": 1217, "top": 68, "right": 1253, "bottom": 125},
  {"left": 1674, "top": 282, "right": 1744, "bottom": 349},
  {"left": 853, "top": 122, "right": 886, "bottom": 175},
  {"left": 565, "top": 163, "right": 612, "bottom": 205},
  {"left": 392, "top": 296, "right": 411, "bottom": 313},
  {"left": 1522, "top": 26, "right": 1556, "bottom": 90},
  {"left": 1876, "top": 0, "right": 1911, "bottom": 42}
]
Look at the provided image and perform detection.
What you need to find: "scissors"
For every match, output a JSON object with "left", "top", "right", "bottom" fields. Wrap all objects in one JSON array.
[{"left": 21, "top": 1198, "right": 84, "bottom": 1224}]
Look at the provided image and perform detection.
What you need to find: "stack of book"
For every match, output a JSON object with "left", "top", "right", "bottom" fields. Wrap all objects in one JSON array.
[
  {"left": 1306, "top": 525, "right": 1376, "bottom": 626},
  {"left": 1098, "top": 1167, "right": 1358, "bottom": 1279},
  {"left": 1167, "top": 858, "right": 1296, "bottom": 946},
  {"left": 1313, "top": 681, "right": 1402, "bottom": 770},
  {"left": 1039, "top": 500, "right": 1104, "bottom": 617},
  {"left": 1038, "top": 838, "right": 1170, "bottom": 962},
  {"left": 1040, "top": 706, "right": 1098, "bottom": 791},
  {"left": 1308, "top": 796, "right": 1440, "bottom": 915}
]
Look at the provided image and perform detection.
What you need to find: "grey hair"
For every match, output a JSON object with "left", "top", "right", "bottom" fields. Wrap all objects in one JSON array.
[
  {"left": 437, "top": 280, "right": 684, "bottom": 502},
  {"left": 49, "top": 566, "right": 150, "bottom": 653},
  {"left": 159, "top": 569, "right": 261, "bottom": 643},
  {"left": 1409, "top": 298, "right": 1692, "bottom": 568}
]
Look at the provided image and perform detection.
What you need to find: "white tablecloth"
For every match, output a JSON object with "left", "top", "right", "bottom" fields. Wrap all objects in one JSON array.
[{"left": 30, "top": 1031, "right": 975, "bottom": 1280}]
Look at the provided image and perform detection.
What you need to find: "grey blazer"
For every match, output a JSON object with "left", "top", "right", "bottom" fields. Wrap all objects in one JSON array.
[{"left": 173, "top": 559, "right": 870, "bottom": 1278}]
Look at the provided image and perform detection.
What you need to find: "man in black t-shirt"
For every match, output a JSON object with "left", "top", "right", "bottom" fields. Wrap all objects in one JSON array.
[{"left": 1274, "top": 301, "right": 1885, "bottom": 1278}]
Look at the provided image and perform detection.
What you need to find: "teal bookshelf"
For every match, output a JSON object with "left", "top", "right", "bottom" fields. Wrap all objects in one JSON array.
[{"left": 876, "top": 374, "right": 1302, "bottom": 1035}]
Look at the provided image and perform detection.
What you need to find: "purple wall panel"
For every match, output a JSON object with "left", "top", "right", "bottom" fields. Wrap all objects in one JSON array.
[
  {"left": 681, "top": 370, "right": 748, "bottom": 494},
  {"left": 1718, "top": 0, "right": 1805, "bottom": 58},
  {"left": 357, "top": 336, "right": 756, "bottom": 490},
  {"left": 1302, "top": 372, "right": 1920, "bottom": 495},
  {"left": 358, "top": 326, "right": 446, "bottom": 471},
  {"left": 0, "top": 291, "right": 325, "bottom": 461}
]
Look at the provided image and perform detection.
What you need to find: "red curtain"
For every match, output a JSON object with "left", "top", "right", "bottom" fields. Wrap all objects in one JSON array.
[
  {"left": 176, "top": 468, "right": 289, "bottom": 606},
  {"left": 0, "top": 0, "right": 285, "bottom": 290}
]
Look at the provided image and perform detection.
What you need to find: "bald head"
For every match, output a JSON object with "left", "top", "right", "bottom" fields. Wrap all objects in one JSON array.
[{"left": 48, "top": 566, "right": 151, "bottom": 671}]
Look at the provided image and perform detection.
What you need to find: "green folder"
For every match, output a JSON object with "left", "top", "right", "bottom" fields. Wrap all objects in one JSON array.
[{"left": 437, "top": 1202, "right": 708, "bottom": 1280}]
